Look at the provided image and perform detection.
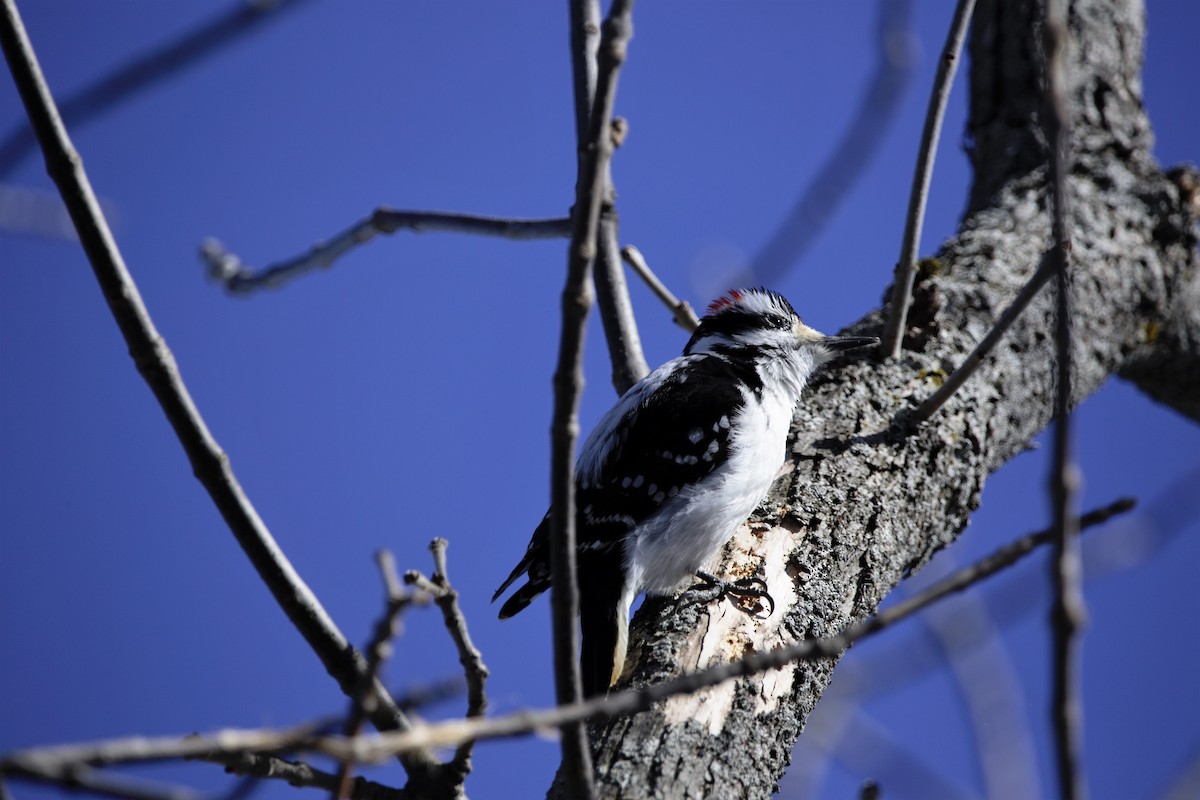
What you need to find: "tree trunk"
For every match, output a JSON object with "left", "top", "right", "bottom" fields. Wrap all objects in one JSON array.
[{"left": 554, "top": 0, "right": 1198, "bottom": 796}]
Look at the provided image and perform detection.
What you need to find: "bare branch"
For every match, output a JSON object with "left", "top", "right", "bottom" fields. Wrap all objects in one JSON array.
[
  {"left": 7, "top": 499, "right": 1127, "bottom": 768},
  {"left": 594, "top": 215, "right": 649, "bottom": 394},
  {"left": 202, "top": 752, "right": 407, "bottom": 800},
  {"left": 404, "top": 538, "right": 490, "bottom": 785},
  {"left": 332, "top": 551, "right": 424, "bottom": 800},
  {"left": 0, "top": 0, "right": 310, "bottom": 179},
  {"left": 620, "top": 244, "right": 700, "bottom": 332},
  {"left": 550, "top": 1, "right": 635, "bottom": 795},
  {"left": 0, "top": 722, "right": 330, "bottom": 776},
  {"left": 0, "top": 2, "right": 441, "bottom": 787},
  {"left": 568, "top": 0, "right": 600, "bottom": 149},
  {"left": 880, "top": 0, "right": 977, "bottom": 358},
  {"left": 902, "top": 250, "right": 1055, "bottom": 426},
  {"left": 202, "top": 211, "right": 571, "bottom": 293},
  {"left": 1042, "top": 0, "right": 1087, "bottom": 796}
]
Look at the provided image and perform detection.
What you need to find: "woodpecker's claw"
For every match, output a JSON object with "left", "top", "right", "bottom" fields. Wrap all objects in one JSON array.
[{"left": 685, "top": 571, "right": 775, "bottom": 619}]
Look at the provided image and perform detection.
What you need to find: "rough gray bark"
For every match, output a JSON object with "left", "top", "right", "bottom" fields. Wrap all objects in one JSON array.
[{"left": 552, "top": 0, "right": 1199, "bottom": 797}]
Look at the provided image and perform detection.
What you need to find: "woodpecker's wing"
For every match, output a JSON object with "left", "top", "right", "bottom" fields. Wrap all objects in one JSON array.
[
  {"left": 494, "top": 354, "right": 746, "bottom": 619},
  {"left": 575, "top": 354, "right": 745, "bottom": 536}
]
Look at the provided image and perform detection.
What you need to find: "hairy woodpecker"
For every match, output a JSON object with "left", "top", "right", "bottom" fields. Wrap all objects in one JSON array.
[{"left": 493, "top": 288, "right": 876, "bottom": 697}]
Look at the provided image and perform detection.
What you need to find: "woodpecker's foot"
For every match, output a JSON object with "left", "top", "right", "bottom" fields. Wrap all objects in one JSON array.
[{"left": 684, "top": 571, "right": 775, "bottom": 618}]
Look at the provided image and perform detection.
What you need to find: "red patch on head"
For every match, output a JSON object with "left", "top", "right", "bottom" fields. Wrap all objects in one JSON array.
[{"left": 707, "top": 289, "right": 744, "bottom": 314}]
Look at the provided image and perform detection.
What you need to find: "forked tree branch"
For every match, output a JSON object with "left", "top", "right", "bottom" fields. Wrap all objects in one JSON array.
[
  {"left": 404, "top": 538, "right": 490, "bottom": 785},
  {"left": 332, "top": 551, "right": 424, "bottom": 800}
]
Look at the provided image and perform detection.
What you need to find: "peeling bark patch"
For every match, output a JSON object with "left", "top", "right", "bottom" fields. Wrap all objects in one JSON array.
[
  {"left": 660, "top": 669, "right": 736, "bottom": 735},
  {"left": 753, "top": 662, "right": 797, "bottom": 717},
  {"left": 661, "top": 523, "right": 803, "bottom": 735}
]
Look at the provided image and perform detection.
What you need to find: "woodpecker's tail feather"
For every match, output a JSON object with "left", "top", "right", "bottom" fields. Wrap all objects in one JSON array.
[
  {"left": 492, "top": 554, "right": 532, "bottom": 605},
  {"left": 495, "top": 514, "right": 551, "bottom": 614},
  {"left": 579, "top": 565, "right": 629, "bottom": 699},
  {"left": 496, "top": 577, "right": 549, "bottom": 619}
]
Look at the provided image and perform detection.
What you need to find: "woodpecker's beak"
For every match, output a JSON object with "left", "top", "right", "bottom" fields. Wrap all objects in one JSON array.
[
  {"left": 820, "top": 335, "right": 879, "bottom": 353},
  {"left": 820, "top": 335, "right": 878, "bottom": 352}
]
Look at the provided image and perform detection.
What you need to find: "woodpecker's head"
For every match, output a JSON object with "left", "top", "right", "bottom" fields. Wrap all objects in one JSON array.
[{"left": 684, "top": 288, "right": 877, "bottom": 391}]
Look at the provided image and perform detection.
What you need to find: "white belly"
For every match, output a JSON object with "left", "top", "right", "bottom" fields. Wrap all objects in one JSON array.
[{"left": 624, "top": 391, "right": 790, "bottom": 596}]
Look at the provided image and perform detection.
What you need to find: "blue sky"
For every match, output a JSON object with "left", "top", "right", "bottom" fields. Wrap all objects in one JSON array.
[{"left": 2, "top": 3, "right": 1198, "bottom": 799}]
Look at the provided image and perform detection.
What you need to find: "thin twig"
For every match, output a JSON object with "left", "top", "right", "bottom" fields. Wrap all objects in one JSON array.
[
  {"left": 332, "top": 551, "right": 422, "bottom": 800},
  {"left": 404, "top": 539, "right": 489, "bottom": 785},
  {"left": 0, "top": 0, "right": 310, "bottom": 179},
  {"left": 0, "top": 1, "right": 438, "bottom": 785},
  {"left": 0, "top": 723, "right": 330, "bottom": 774},
  {"left": 594, "top": 215, "right": 649, "bottom": 393},
  {"left": 1041, "top": 0, "right": 1086, "bottom": 797},
  {"left": 551, "top": 2, "right": 635, "bottom": 796},
  {"left": 202, "top": 752, "right": 407, "bottom": 800},
  {"left": 750, "top": 0, "right": 915, "bottom": 283},
  {"left": 202, "top": 211, "right": 571, "bottom": 293},
  {"left": 620, "top": 245, "right": 700, "bottom": 331},
  {"left": 902, "top": 250, "right": 1056, "bottom": 426},
  {"left": 6, "top": 500, "right": 1129, "bottom": 769},
  {"left": 880, "top": 0, "right": 977, "bottom": 358},
  {"left": 568, "top": 0, "right": 600, "bottom": 152}
]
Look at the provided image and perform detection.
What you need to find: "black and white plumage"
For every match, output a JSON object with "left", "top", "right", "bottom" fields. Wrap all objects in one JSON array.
[{"left": 493, "top": 288, "right": 876, "bottom": 697}]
